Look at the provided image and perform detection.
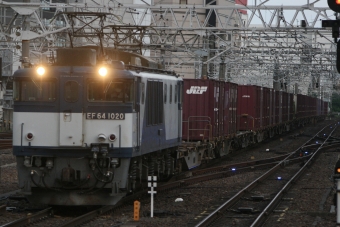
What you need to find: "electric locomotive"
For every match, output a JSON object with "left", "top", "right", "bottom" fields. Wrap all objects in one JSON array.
[{"left": 13, "top": 48, "right": 182, "bottom": 205}]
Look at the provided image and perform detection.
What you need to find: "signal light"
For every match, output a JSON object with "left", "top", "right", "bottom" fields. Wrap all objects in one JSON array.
[
  {"left": 335, "top": 159, "right": 340, "bottom": 175},
  {"left": 328, "top": 0, "right": 340, "bottom": 12}
]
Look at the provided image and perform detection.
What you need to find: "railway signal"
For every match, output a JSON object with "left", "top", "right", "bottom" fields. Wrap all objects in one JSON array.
[
  {"left": 325, "top": 1, "right": 340, "bottom": 73},
  {"left": 322, "top": 20, "right": 340, "bottom": 73},
  {"left": 328, "top": 0, "right": 340, "bottom": 13},
  {"left": 335, "top": 159, "right": 340, "bottom": 175},
  {"left": 334, "top": 159, "right": 340, "bottom": 226}
]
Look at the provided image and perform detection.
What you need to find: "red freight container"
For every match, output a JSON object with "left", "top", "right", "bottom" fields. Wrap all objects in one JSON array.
[
  {"left": 323, "top": 101, "right": 328, "bottom": 115},
  {"left": 310, "top": 96, "right": 317, "bottom": 116},
  {"left": 296, "top": 94, "right": 305, "bottom": 118},
  {"left": 289, "top": 93, "right": 294, "bottom": 121},
  {"left": 223, "top": 82, "right": 238, "bottom": 136},
  {"left": 280, "top": 91, "right": 294, "bottom": 122},
  {"left": 270, "top": 89, "right": 276, "bottom": 125},
  {"left": 237, "top": 85, "right": 272, "bottom": 131},
  {"left": 262, "top": 87, "right": 271, "bottom": 128},
  {"left": 274, "top": 91, "right": 282, "bottom": 124},
  {"left": 316, "top": 98, "right": 322, "bottom": 116},
  {"left": 282, "top": 92, "right": 288, "bottom": 122},
  {"left": 296, "top": 94, "right": 317, "bottom": 118},
  {"left": 182, "top": 79, "right": 223, "bottom": 141}
]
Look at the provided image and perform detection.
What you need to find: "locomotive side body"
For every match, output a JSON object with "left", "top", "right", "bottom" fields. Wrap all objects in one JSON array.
[{"left": 12, "top": 49, "right": 182, "bottom": 205}]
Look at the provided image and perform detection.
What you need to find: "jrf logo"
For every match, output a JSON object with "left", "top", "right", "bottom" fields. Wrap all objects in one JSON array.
[{"left": 186, "top": 86, "right": 208, "bottom": 94}]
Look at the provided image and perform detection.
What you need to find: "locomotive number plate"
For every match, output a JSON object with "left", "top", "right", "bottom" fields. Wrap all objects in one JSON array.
[{"left": 86, "top": 113, "right": 125, "bottom": 120}]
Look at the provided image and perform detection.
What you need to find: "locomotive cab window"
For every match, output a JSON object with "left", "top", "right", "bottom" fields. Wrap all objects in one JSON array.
[
  {"left": 146, "top": 80, "right": 163, "bottom": 125},
  {"left": 87, "top": 79, "right": 134, "bottom": 102},
  {"left": 14, "top": 79, "right": 56, "bottom": 102},
  {"left": 175, "top": 85, "right": 178, "bottom": 103},
  {"left": 64, "top": 81, "right": 79, "bottom": 102}
]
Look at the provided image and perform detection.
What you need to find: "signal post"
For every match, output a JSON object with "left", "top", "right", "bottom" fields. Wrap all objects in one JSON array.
[
  {"left": 323, "top": 0, "right": 340, "bottom": 73},
  {"left": 334, "top": 159, "right": 340, "bottom": 226}
]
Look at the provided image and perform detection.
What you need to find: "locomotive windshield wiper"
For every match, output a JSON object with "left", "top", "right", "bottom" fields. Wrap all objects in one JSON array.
[
  {"left": 31, "top": 79, "right": 42, "bottom": 91},
  {"left": 103, "top": 79, "right": 113, "bottom": 95}
]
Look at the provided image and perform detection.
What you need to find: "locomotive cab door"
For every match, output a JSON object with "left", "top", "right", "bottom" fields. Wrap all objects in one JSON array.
[{"left": 59, "top": 76, "right": 83, "bottom": 146}]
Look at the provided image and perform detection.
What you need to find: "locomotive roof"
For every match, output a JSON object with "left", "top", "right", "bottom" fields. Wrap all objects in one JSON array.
[
  {"left": 12, "top": 66, "right": 134, "bottom": 79},
  {"left": 12, "top": 65, "right": 180, "bottom": 80}
]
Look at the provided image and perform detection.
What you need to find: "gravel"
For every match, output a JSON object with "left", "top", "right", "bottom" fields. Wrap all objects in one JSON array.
[{"left": 0, "top": 120, "right": 337, "bottom": 227}]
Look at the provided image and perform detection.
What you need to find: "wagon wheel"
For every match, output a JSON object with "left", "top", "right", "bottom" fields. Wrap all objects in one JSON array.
[
  {"left": 241, "top": 136, "right": 249, "bottom": 148},
  {"left": 278, "top": 126, "right": 283, "bottom": 134},
  {"left": 256, "top": 133, "right": 262, "bottom": 143}
]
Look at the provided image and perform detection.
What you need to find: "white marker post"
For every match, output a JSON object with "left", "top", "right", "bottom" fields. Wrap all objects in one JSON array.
[
  {"left": 334, "top": 158, "right": 340, "bottom": 227},
  {"left": 148, "top": 176, "right": 157, "bottom": 218},
  {"left": 337, "top": 179, "right": 340, "bottom": 227}
]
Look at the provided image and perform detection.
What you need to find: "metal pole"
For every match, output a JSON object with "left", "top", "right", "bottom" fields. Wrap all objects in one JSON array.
[
  {"left": 22, "top": 0, "right": 30, "bottom": 68},
  {"left": 151, "top": 187, "right": 154, "bottom": 217},
  {"left": 337, "top": 179, "right": 340, "bottom": 226}
]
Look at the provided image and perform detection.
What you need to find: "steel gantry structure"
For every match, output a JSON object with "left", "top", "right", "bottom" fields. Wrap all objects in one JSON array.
[{"left": 0, "top": 0, "right": 337, "bottom": 97}]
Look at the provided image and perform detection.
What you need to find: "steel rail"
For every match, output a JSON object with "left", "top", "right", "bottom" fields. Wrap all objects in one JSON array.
[
  {"left": 0, "top": 204, "right": 6, "bottom": 215},
  {"left": 1, "top": 207, "right": 53, "bottom": 227},
  {"left": 60, "top": 206, "right": 113, "bottom": 227},
  {"left": 250, "top": 125, "right": 338, "bottom": 227},
  {"left": 194, "top": 123, "right": 334, "bottom": 227},
  {"left": 56, "top": 155, "right": 310, "bottom": 227}
]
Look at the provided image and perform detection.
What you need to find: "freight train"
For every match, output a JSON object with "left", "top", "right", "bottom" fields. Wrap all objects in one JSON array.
[{"left": 12, "top": 48, "right": 328, "bottom": 205}]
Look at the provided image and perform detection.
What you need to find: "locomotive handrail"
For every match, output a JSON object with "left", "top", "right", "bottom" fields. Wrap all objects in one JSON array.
[
  {"left": 186, "top": 116, "right": 211, "bottom": 142},
  {"left": 20, "top": 123, "right": 24, "bottom": 148},
  {"left": 202, "top": 123, "right": 213, "bottom": 143}
]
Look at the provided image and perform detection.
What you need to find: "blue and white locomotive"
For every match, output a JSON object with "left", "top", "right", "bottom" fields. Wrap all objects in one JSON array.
[{"left": 13, "top": 48, "right": 182, "bottom": 205}]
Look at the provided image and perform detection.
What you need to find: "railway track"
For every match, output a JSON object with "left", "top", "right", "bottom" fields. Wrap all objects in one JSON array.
[
  {"left": 0, "top": 124, "right": 336, "bottom": 227},
  {"left": 0, "top": 208, "right": 53, "bottom": 227},
  {"left": 192, "top": 123, "right": 339, "bottom": 227},
  {"left": 0, "top": 149, "right": 313, "bottom": 227}
]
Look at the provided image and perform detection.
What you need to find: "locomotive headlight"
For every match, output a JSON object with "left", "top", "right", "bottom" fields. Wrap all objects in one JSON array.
[
  {"left": 36, "top": 66, "right": 45, "bottom": 76},
  {"left": 98, "top": 67, "right": 108, "bottom": 77},
  {"left": 109, "top": 134, "right": 116, "bottom": 142},
  {"left": 26, "top": 132, "right": 34, "bottom": 140},
  {"left": 98, "top": 133, "right": 106, "bottom": 142}
]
